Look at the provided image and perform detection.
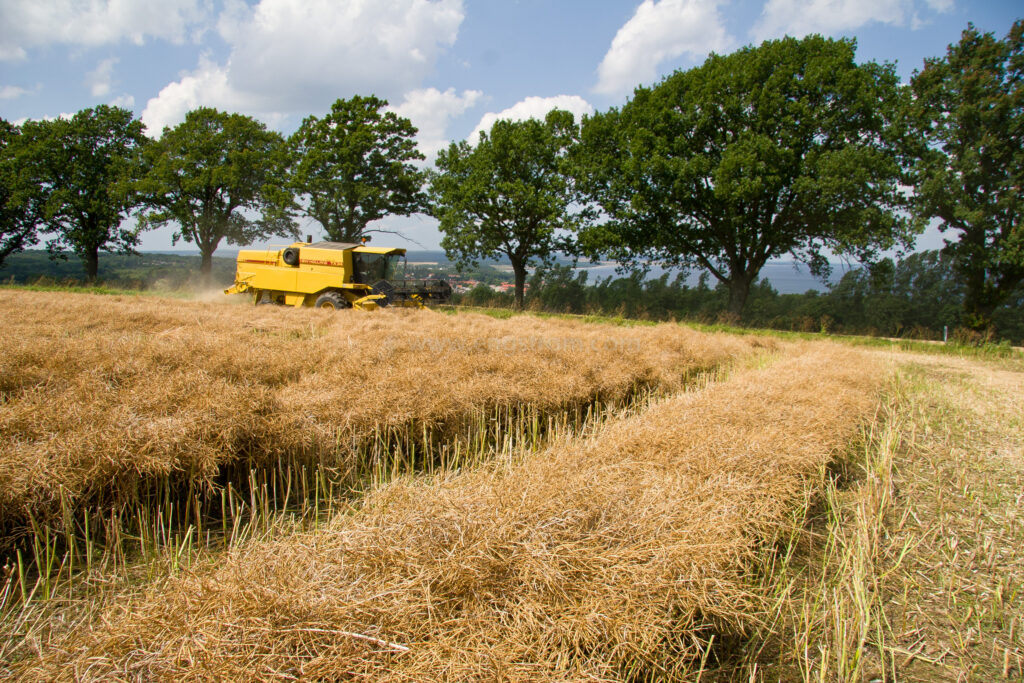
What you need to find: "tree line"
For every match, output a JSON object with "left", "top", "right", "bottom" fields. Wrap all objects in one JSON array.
[
  {"left": 0, "top": 95, "right": 425, "bottom": 287},
  {"left": 460, "top": 250, "right": 1024, "bottom": 346},
  {"left": 1, "top": 22, "right": 1021, "bottom": 334}
]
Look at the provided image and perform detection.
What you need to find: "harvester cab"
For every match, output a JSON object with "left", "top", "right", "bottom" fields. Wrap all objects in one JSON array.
[{"left": 224, "top": 241, "right": 452, "bottom": 310}]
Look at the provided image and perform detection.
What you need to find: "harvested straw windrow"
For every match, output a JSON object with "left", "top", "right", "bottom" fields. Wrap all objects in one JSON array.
[
  {"left": 18, "top": 343, "right": 886, "bottom": 681},
  {"left": 0, "top": 290, "right": 759, "bottom": 538}
]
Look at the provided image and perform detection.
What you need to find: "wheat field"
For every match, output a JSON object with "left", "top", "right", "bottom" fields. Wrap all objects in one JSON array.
[
  {"left": 0, "top": 290, "right": 761, "bottom": 542},
  {"left": 14, "top": 289, "right": 1014, "bottom": 681},
  {"left": 10, "top": 336, "right": 887, "bottom": 680}
]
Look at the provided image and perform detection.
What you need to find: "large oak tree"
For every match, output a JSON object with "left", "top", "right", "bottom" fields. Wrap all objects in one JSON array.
[
  {"left": 136, "top": 107, "right": 293, "bottom": 285},
  {"left": 573, "top": 35, "right": 914, "bottom": 315},
  {"left": 281, "top": 96, "right": 426, "bottom": 242},
  {"left": 16, "top": 106, "right": 147, "bottom": 281},
  {"left": 431, "top": 110, "right": 583, "bottom": 308},
  {"left": 909, "top": 20, "right": 1024, "bottom": 331}
]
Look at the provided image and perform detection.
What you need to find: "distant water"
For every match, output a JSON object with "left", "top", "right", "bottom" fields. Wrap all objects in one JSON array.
[
  {"left": 575, "top": 261, "right": 855, "bottom": 294},
  {"left": 400, "top": 251, "right": 855, "bottom": 295}
]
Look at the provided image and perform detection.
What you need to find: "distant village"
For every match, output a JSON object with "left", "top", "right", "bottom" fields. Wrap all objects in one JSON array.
[
  {"left": 405, "top": 259, "right": 529, "bottom": 295},
  {"left": 448, "top": 280, "right": 522, "bottom": 295}
]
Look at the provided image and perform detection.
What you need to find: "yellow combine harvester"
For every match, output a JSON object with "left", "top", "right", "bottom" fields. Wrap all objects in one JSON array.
[{"left": 225, "top": 240, "right": 452, "bottom": 310}]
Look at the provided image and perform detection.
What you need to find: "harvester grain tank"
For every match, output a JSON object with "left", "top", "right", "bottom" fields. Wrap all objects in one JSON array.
[{"left": 224, "top": 241, "right": 452, "bottom": 310}]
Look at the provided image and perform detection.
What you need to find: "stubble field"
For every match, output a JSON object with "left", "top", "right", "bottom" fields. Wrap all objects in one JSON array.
[{"left": 0, "top": 288, "right": 1020, "bottom": 681}]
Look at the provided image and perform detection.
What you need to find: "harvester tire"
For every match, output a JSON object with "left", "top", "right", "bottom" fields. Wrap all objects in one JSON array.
[
  {"left": 282, "top": 247, "right": 300, "bottom": 266},
  {"left": 315, "top": 291, "right": 348, "bottom": 310}
]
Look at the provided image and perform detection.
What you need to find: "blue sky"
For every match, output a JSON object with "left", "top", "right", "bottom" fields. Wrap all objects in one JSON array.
[{"left": 1, "top": 0, "right": 1021, "bottom": 253}]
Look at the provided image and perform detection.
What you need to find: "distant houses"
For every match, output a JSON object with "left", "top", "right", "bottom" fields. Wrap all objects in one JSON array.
[{"left": 448, "top": 279, "right": 526, "bottom": 295}]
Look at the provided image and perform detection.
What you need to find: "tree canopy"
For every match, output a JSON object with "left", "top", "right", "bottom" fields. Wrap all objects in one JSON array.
[
  {"left": 0, "top": 119, "right": 41, "bottom": 267},
  {"left": 573, "top": 35, "right": 914, "bottom": 315},
  {"left": 431, "top": 110, "right": 583, "bottom": 308},
  {"left": 3, "top": 19, "right": 1020, "bottom": 333},
  {"left": 136, "top": 107, "right": 293, "bottom": 285},
  {"left": 15, "top": 106, "right": 147, "bottom": 281},
  {"left": 909, "top": 20, "right": 1024, "bottom": 331},
  {"left": 282, "top": 95, "right": 426, "bottom": 242}
]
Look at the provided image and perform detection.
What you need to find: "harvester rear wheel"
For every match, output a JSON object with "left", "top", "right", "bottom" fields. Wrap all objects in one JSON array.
[{"left": 314, "top": 291, "right": 349, "bottom": 310}]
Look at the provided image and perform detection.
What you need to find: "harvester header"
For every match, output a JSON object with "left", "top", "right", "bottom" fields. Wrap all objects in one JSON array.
[{"left": 225, "top": 241, "right": 452, "bottom": 310}]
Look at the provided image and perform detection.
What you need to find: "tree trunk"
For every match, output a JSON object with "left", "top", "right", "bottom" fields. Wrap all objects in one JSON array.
[
  {"left": 199, "top": 248, "right": 214, "bottom": 289},
  {"left": 960, "top": 258, "right": 996, "bottom": 331},
  {"left": 326, "top": 226, "right": 364, "bottom": 243},
  {"left": 511, "top": 258, "right": 527, "bottom": 310},
  {"left": 726, "top": 277, "right": 752, "bottom": 317},
  {"left": 962, "top": 290, "right": 997, "bottom": 332},
  {"left": 83, "top": 247, "right": 99, "bottom": 283},
  {"left": 326, "top": 212, "right": 365, "bottom": 243}
]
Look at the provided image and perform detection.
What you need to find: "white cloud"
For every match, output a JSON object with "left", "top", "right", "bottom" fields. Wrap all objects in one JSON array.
[
  {"left": 0, "top": 0, "right": 210, "bottom": 61},
  {"left": 594, "top": 0, "right": 732, "bottom": 98},
  {"left": 141, "top": 55, "right": 237, "bottom": 135},
  {"left": 141, "top": 0, "right": 465, "bottom": 135},
  {"left": 751, "top": 0, "right": 950, "bottom": 41},
  {"left": 0, "top": 85, "right": 29, "bottom": 100},
  {"left": 468, "top": 95, "right": 594, "bottom": 144},
  {"left": 387, "top": 87, "right": 482, "bottom": 161},
  {"left": 86, "top": 57, "right": 118, "bottom": 97},
  {"left": 13, "top": 112, "right": 75, "bottom": 126},
  {"left": 109, "top": 94, "right": 136, "bottom": 109}
]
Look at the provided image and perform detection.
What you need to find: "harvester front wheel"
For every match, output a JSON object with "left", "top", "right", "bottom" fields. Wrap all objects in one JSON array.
[{"left": 314, "top": 291, "right": 349, "bottom": 310}]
